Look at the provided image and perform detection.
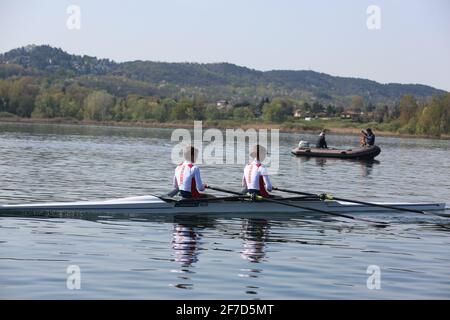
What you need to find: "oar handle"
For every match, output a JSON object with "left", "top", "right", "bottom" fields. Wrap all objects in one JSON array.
[{"left": 274, "top": 187, "right": 333, "bottom": 200}]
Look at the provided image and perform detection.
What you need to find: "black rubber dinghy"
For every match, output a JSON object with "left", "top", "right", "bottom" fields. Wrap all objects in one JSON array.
[{"left": 291, "top": 145, "right": 381, "bottom": 160}]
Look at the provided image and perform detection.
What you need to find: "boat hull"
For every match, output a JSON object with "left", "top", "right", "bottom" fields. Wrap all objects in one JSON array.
[
  {"left": 0, "top": 195, "right": 446, "bottom": 217},
  {"left": 291, "top": 145, "right": 381, "bottom": 160}
]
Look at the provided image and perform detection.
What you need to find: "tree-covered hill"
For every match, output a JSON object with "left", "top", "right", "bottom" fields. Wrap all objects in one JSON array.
[
  {"left": 1, "top": 45, "right": 115, "bottom": 76},
  {"left": 0, "top": 44, "right": 444, "bottom": 105},
  {"left": 1, "top": 45, "right": 448, "bottom": 137}
]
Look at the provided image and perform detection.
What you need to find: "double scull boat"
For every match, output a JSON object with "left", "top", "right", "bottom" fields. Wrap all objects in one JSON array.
[{"left": 0, "top": 195, "right": 447, "bottom": 217}]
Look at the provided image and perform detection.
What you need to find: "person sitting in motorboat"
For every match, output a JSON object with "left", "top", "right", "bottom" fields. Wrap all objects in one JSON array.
[
  {"left": 316, "top": 130, "right": 328, "bottom": 148},
  {"left": 242, "top": 144, "right": 273, "bottom": 198},
  {"left": 361, "top": 128, "right": 375, "bottom": 146},
  {"left": 172, "top": 145, "right": 208, "bottom": 198}
]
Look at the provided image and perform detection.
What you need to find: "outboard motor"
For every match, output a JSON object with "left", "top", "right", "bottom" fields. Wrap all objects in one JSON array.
[{"left": 298, "top": 140, "right": 310, "bottom": 148}]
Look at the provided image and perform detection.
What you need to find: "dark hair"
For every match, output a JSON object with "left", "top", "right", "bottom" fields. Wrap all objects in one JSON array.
[
  {"left": 367, "top": 128, "right": 372, "bottom": 133},
  {"left": 184, "top": 145, "right": 197, "bottom": 162}
]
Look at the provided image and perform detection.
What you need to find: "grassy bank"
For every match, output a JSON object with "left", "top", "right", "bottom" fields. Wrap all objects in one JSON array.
[{"left": 0, "top": 116, "right": 448, "bottom": 140}]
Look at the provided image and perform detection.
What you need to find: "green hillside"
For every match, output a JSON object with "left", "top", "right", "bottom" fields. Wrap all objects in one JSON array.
[{"left": 0, "top": 44, "right": 448, "bottom": 137}]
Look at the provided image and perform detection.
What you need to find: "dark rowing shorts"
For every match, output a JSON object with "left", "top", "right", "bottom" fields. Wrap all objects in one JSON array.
[{"left": 179, "top": 190, "right": 193, "bottom": 198}]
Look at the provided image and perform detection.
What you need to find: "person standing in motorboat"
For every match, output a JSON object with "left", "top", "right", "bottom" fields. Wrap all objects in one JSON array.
[
  {"left": 316, "top": 130, "right": 328, "bottom": 148},
  {"left": 172, "top": 145, "right": 208, "bottom": 198},
  {"left": 242, "top": 145, "right": 273, "bottom": 198},
  {"left": 361, "top": 128, "right": 376, "bottom": 146}
]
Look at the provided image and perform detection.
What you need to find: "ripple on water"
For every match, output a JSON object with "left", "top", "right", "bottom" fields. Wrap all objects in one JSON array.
[{"left": 1, "top": 123, "right": 450, "bottom": 299}]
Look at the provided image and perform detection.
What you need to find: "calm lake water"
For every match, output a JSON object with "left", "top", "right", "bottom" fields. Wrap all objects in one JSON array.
[{"left": 0, "top": 122, "right": 449, "bottom": 299}]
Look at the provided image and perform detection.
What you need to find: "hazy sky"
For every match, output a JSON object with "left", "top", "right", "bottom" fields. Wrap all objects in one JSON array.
[{"left": 1, "top": 0, "right": 449, "bottom": 90}]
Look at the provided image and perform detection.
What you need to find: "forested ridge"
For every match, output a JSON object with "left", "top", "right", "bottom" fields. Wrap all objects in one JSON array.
[{"left": 0, "top": 44, "right": 449, "bottom": 136}]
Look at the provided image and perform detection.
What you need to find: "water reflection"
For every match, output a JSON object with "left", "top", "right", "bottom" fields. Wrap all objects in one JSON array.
[
  {"left": 239, "top": 218, "right": 270, "bottom": 296},
  {"left": 170, "top": 216, "right": 217, "bottom": 290},
  {"left": 359, "top": 160, "right": 379, "bottom": 177},
  {"left": 315, "top": 158, "right": 327, "bottom": 167},
  {"left": 172, "top": 224, "right": 202, "bottom": 267},
  {"left": 295, "top": 156, "right": 380, "bottom": 177},
  {"left": 168, "top": 216, "right": 272, "bottom": 293},
  {"left": 240, "top": 219, "right": 269, "bottom": 263},
  {"left": 2, "top": 123, "right": 450, "bottom": 299}
]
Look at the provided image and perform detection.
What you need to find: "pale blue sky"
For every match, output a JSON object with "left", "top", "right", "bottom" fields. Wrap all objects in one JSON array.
[{"left": 1, "top": 0, "right": 449, "bottom": 90}]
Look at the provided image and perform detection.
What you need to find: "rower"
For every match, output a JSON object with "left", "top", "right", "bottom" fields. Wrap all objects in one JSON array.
[
  {"left": 172, "top": 145, "right": 208, "bottom": 199},
  {"left": 361, "top": 128, "right": 376, "bottom": 146},
  {"left": 242, "top": 144, "right": 273, "bottom": 198}
]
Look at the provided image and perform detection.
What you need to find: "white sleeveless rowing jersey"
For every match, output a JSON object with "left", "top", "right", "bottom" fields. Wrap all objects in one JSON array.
[
  {"left": 242, "top": 160, "right": 273, "bottom": 195},
  {"left": 173, "top": 161, "right": 205, "bottom": 193}
]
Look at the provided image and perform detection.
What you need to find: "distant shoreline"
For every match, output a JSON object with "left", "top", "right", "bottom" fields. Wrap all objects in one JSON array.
[{"left": 1, "top": 117, "right": 449, "bottom": 140}]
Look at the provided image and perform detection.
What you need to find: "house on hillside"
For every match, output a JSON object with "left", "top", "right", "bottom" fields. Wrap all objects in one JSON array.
[
  {"left": 294, "top": 110, "right": 328, "bottom": 119},
  {"left": 294, "top": 110, "right": 314, "bottom": 118},
  {"left": 341, "top": 111, "right": 364, "bottom": 121},
  {"left": 216, "top": 100, "right": 230, "bottom": 109},
  {"left": 315, "top": 112, "right": 328, "bottom": 118},
  {"left": 293, "top": 109, "right": 303, "bottom": 118}
]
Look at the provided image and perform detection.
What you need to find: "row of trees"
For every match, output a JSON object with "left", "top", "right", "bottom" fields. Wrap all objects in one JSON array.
[
  {"left": 0, "top": 77, "right": 449, "bottom": 136},
  {"left": 397, "top": 94, "right": 450, "bottom": 136},
  {"left": 0, "top": 77, "right": 294, "bottom": 122}
]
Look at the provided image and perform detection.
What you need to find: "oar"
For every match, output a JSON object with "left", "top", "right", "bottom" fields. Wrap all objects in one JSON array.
[
  {"left": 206, "top": 186, "right": 387, "bottom": 225},
  {"left": 273, "top": 187, "right": 438, "bottom": 216},
  {"left": 206, "top": 185, "right": 242, "bottom": 196},
  {"left": 254, "top": 196, "right": 388, "bottom": 225}
]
